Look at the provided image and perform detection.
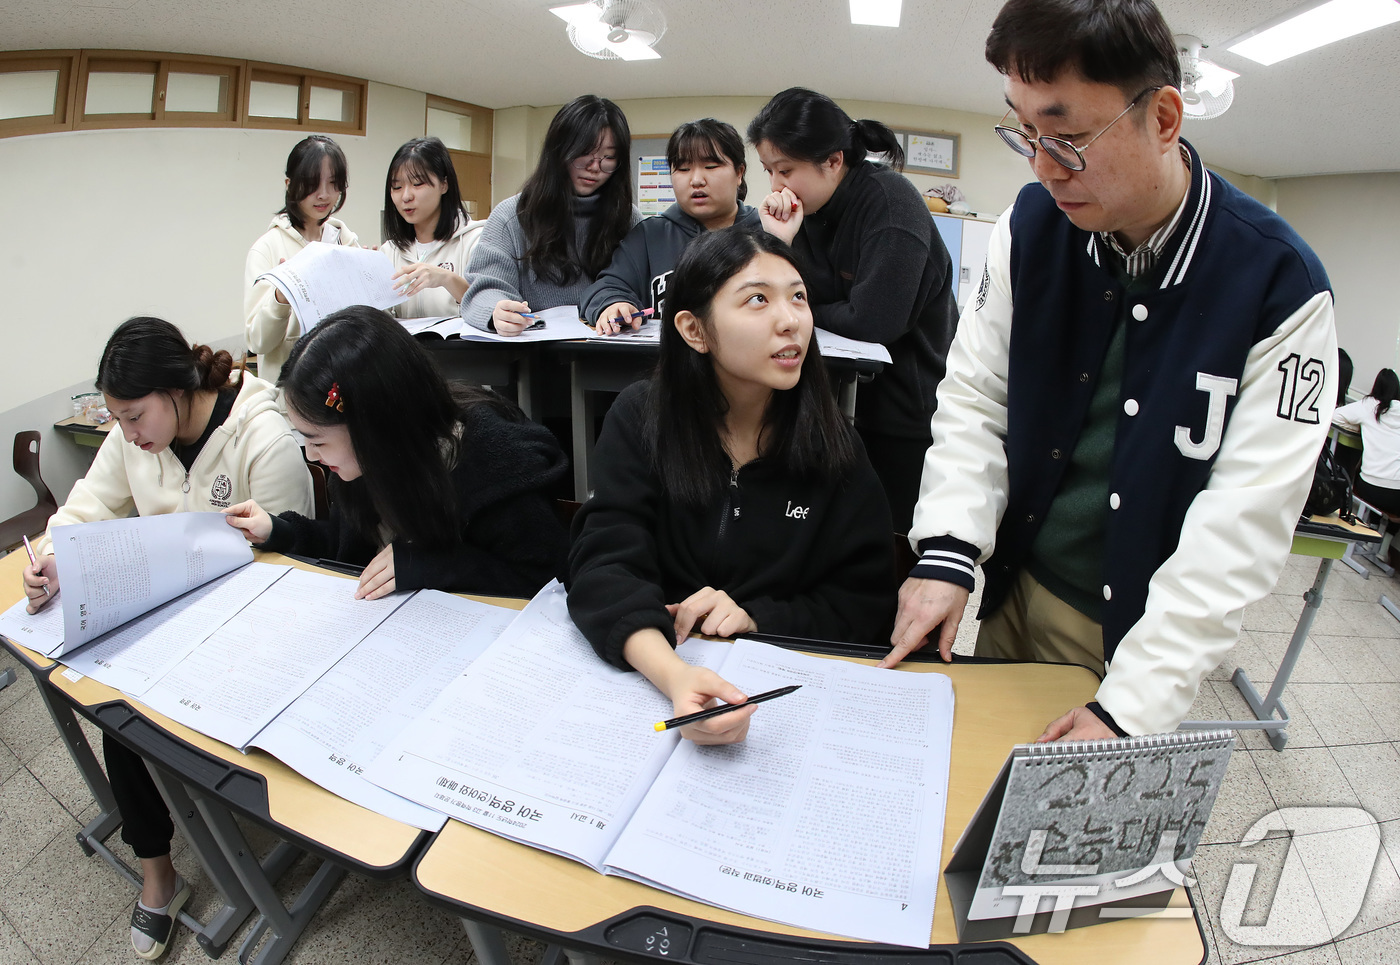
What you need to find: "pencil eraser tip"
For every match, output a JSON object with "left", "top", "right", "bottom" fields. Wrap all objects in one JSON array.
[{"left": 653, "top": 722, "right": 666, "bottom": 732}]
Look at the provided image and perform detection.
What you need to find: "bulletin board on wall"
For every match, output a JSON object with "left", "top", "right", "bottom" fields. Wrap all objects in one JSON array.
[{"left": 631, "top": 136, "right": 674, "bottom": 216}]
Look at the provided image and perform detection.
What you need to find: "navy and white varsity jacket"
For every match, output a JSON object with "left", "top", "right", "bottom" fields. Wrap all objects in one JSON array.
[{"left": 908, "top": 140, "right": 1337, "bottom": 734}]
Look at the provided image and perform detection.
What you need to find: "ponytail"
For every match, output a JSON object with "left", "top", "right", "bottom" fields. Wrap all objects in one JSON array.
[
  {"left": 851, "top": 118, "right": 905, "bottom": 170},
  {"left": 748, "top": 87, "right": 903, "bottom": 171}
]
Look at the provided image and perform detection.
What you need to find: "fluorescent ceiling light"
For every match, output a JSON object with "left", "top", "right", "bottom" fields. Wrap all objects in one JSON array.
[
  {"left": 550, "top": 2, "right": 662, "bottom": 60},
  {"left": 1227, "top": 0, "right": 1400, "bottom": 66},
  {"left": 851, "top": 0, "right": 902, "bottom": 28}
]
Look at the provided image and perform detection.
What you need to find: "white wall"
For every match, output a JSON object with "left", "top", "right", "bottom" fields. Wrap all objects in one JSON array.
[
  {"left": 1276, "top": 172, "right": 1400, "bottom": 395},
  {"left": 0, "top": 81, "right": 427, "bottom": 522}
]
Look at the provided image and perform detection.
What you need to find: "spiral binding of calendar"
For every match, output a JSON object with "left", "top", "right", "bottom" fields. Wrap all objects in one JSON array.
[{"left": 1014, "top": 729, "right": 1235, "bottom": 765}]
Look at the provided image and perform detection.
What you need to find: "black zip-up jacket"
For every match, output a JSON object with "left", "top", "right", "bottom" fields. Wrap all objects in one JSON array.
[
  {"left": 260, "top": 402, "right": 569, "bottom": 598},
  {"left": 581, "top": 202, "right": 761, "bottom": 323},
  {"left": 566, "top": 383, "right": 894, "bottom": 669},
  {"left": 794, "top": 161, "right": 959, "bottom": 440}
]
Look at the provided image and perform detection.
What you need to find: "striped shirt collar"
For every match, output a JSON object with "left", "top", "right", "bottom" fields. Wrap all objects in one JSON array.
[
  {"left": 1098, "top": 144, "right": 1193, "bottom": 278},
  {"left": 1085, "top": 141, "right": 1213, "bottom": 289}
]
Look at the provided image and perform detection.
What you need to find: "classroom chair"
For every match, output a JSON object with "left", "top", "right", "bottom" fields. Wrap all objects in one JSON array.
[
  {"left": 305, "top": 460, "right": 330, "bottom": 520},
  {"left": 0, "top": 430, "right": 58, "bottom": 554}
]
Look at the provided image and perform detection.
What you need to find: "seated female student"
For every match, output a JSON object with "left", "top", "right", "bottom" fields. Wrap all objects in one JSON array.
[
  {"left": 225, "top": 306, "right": 569, "bottom": 599},
  {"left": 583, "top": 118, "right": 761, "bottom": 335},
  {"left": 566, "top": 228, "right": 893, "bottom": 744},
  {"left": 382, "top": 136, "right": 483, "bottom": 319},
  {"left": 244, "top": 135, "right": 359, "bottom": 382},
  {"left": 748, "top": 88, "right": 960, "bottom": 534},
  {"left": 21, "top": 318, "right": 312, "bottom": 961},
  {"left": 460, "top": 95, "right": 641, "bottom": 335},
  {"left": 1334, "top": 368, "right": 1400, "bottom": 515}
]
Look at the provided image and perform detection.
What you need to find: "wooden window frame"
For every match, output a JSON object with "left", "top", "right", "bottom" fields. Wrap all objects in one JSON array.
[
  {"left": 426, "top": 95, "right": 492, "bottom": 157},
  {"left": 244, "top": 62, "right": 366, "bottom": 135},
  {"left": 0, "top": 50, "right": 79, "bottom": 137}
]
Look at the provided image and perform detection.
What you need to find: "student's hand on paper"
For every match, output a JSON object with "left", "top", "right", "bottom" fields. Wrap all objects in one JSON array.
[
  {"left": 758, "top": 188, "right": 803, "bottom": 244},
  {"left": 596, "top": 301, "right": 641, "bottom": 336},
  {"left": 223, "top": 500, "right": 273, "bottom": 544},
  {"left": 22, "top": 554, "right": 58, "bottom": 614},
  {"left": 667, "top": 587, "right": 757, "bottom": 642},
  {"left": 355, "top": 545, "right": 396, "bottom": 600},
  {"left": 274, "top": 258, "right": 289, "bottom": 304},
  {"left": 1037, "top": 706, "right": 1117, "bottom": 743},
  {"left": 392, "top": 262, "right": 449, "bottom": 298},
  {"left": 492, "top": 300, "right": 533, "bottom": 336},
  {"left": 666, "top": 666, "right": 756, "bottom": 745},
  {"left": 880, "top": 577, "right": 970, "bottom": 668}
]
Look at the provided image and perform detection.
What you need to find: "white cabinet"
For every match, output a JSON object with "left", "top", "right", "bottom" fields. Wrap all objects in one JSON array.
[{"left": 931, "top": 213, "right": 997, "bottom": 310}]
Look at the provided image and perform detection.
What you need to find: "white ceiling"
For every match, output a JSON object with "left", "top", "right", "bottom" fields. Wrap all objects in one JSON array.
[{"left": 7, "top": 0, "right": 1400, "bottom": 178}]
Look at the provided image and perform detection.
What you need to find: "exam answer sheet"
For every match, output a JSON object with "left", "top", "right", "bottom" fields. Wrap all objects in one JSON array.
[{"left": 254, "top": 243, "right": 405, "bottom": 329}]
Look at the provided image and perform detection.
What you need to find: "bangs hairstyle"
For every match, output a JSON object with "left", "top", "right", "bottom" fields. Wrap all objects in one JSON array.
[
  {"left": 383, "top": 137, "right": 468, "bottom": 250},
  {"left": 280, "top": 306, "right": 520, "bottom": 549},
  {"left": 96, "top": 316, "right": 236, "bottom": 401},
  {"left": 518, "top": 95, "right": 635, "bottom": 285},
  {"left": 649, "top": 227, "right": 855, "bottom": 506},
  {"left": 667, "top": 118, "right": 748, "bottom": 203},
  {"left": 985, "top": 0, "right": 1181, "bottom": 98},
  {"left": 280, "top": 135, "right": 349, "bottom": 232},
  {"left": 747, "top": 87, "right": 905, "bottom": 172}
]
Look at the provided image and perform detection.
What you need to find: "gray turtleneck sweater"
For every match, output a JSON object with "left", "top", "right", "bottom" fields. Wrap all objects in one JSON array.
[{"left": 461, "top": 192, "right": 642, "bottom": 332}]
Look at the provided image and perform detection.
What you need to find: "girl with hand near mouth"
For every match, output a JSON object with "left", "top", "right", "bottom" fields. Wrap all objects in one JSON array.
[
  {"left": 566, "top": 228, "right": 892, "bottom": 745},
  {"left": 225, "top": 306, "right": 569, "bottom": 601},
  {"left": 583, "top": 118, "right": 760, "bottom": 335},
  {"left": 748, "top": 88, "right": 960, "bottom": 534},
  {"left": 460, "top": 95, "right": 640, "bottom": 336},
  {"left": 244, "top": 135, "right": 360, "bottom": 383},
  {"left": 382, "top": 137, "right": 482, "bottom": 319},
  {"left": 20, "top": 317, "right": 312, "bottom": 961}
]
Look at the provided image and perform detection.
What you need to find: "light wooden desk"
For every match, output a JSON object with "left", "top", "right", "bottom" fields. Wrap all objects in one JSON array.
[
  {"left": 52, "top": 415, "right": 117, "bottom": 448},
  {"left": 413, "top": 654, "right": 1206, "bottom": 965}
]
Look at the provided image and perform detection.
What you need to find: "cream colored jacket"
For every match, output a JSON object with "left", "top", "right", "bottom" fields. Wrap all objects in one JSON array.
[
  {"left": 244, "top": 214, "right": 359, "bottom": 383},
  {"left": 383, "top": 217, "right": 485, "bottom": 319},
  {"left": 35, "top": 373, "right": 314, "bottom": 556}
]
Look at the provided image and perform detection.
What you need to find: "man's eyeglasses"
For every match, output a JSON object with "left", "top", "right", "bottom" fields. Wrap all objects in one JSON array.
[
  {"left": 570, "top": 153, "right": 619, "bottom": 173},
  {"left": 994, "top": 86, "right": 1162, "bottom": 172}
]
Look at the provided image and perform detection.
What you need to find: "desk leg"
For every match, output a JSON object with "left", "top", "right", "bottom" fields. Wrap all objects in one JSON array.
[
  {"left": 192, "top": 791, "right": 345, "bottom": 965},
  {"left": 459, "top": 919, "right": 513, "bottom": 965},
  {"left": 28, "top": 674, "right": 123, "bottom": 845},
  {"left": 1342, "top": 542, "right": 1371, "bottom": 578},
  {"left": 570, "top": 360, "right": 595, "bottom": 501},
  {"left": 0, "top": 667, "right": 14, "bottom": 691}
]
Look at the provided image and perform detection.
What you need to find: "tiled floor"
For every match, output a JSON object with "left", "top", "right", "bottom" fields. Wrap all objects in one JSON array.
[{"left": 3, "top": 550, "right": 1400, "bottom": 963}]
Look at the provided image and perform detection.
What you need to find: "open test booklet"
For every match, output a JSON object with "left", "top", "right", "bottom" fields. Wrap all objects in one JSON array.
[{"left": 365, "top": 582, "right": 955, "bottom": 948}]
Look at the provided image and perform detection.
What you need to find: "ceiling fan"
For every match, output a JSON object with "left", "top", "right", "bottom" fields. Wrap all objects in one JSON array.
[
  {"left": 1176, "top": 34, "right": 1239, "bottom": 120},
  {"left": 551, "top": 0, "right": 668, "bottom": 61}
]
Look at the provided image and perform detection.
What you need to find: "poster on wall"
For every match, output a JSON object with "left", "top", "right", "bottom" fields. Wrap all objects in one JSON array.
[
  {"left": 637, "top": 156, "right": 676, "bottom": 216},
  {"left": 903, "top": 131, "right": 960, "bottom": 178}
]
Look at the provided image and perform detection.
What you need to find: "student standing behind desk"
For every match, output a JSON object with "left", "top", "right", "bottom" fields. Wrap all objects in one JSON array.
[
  {"left": 567, "top": 228, "right": 893, "bottom": 746},
  {"left": 20, "top": 317, "right": 313, "bottom": 962},
  {"left": 748, "top": 88, "right": 960, "bottom": 533},
  {"left": 244, "top": 135, "right": 360, "bottom": 383},
  {"left": 460, "top": 95, "right": 641, "bottom": 335},
  {"left": 583, "top": 118, "right": 761, "bottom": 334},
  {"left": 1334, "top": 368, "right": 1400, "bottom": 515},
  {"left": 381, "top": 136, "right": 483, "bottom": 319},
  {"left": 226, "top": 306, "right": 569, "bottom": 600}
]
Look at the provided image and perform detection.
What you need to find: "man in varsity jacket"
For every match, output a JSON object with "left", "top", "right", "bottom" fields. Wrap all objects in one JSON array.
[{"left": 883, "top": 0, "right": 1336, "bottom": 739}]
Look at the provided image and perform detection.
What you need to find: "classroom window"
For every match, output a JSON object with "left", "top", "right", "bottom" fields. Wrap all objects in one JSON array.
[
  {"left": 427, "top": 107, "right": 472, "bottom": 151},
  {"left": 0, "top": 70, "right": 60, "bottom": 120},
  {"left": 248, "top": 78, "right": 300, "bottom": 119},
  {"left": 165, "top": 71, "right": 227, "bottom": 114},
  {"left": 84, "top": 70, "right": 156, "bottom": 115}
]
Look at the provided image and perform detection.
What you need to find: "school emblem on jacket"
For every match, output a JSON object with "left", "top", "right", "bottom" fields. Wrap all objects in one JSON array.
[{"left": 210, "top": 474, "right": 233, "bottom": 508}]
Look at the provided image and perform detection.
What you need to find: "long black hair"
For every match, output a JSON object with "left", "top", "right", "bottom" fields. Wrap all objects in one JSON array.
[
  {"left": 97, "top": 317, "right": 236, "bottom": 401},
  {"left": 649, "top": 227, "right": 855, "bottom": 506},
  {"left": 1372, "top": 368, "right": 1400, "bottom": 418},
  {"left": 667, "top": 118, "right": 748, "bottom": 204},
  {"left": 383, "top": 137, "right": 467, "bottom": 249},
  {"left": 279, "top": 306, "right": 518, "bottom": 548},
  {"left": 279, "top": 135, "right": 349, "bottom": 232},
  {"left": 747, "top": 87, "right": 905, "bottom": 172},
  {"left": 517, "top": 95, "right": 634, "bottom": 284}
]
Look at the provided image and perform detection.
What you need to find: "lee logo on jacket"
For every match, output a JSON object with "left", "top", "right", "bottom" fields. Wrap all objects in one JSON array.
[{"left": 785, "top": 501, "right": 810, "bottom": 519}]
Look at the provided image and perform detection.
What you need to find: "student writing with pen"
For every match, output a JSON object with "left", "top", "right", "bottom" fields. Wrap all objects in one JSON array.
[
  {"left": 460, "top": 95, "right": 641, "bottom": 336},
  {"left": 566, "top": 228, "right": 893, "bottom": 745},
  {"left": 224, "top": 306, "right": 569, "bottom": 600},
  {"left": 20, "top": 317, "right": 312, "bottom": 962},
  {"left": 583, "top": 118, "right": 761, "bottom": 335}
]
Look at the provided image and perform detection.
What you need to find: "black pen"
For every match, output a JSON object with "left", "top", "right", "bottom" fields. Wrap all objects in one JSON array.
[{"left": 652, "top": 684, "right": 800, "bottom": 732}]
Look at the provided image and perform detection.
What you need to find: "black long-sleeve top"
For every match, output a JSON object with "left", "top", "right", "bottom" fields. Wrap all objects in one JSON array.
[
  {"left": 566, "top": 383, "right": 895, "bottom": 669},
  {"left": 260, "top": 403, "right": 569, "bottom": 598}
]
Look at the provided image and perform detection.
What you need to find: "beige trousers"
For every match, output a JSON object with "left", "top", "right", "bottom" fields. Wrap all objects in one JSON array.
[{"left": 975, "top": 568, "right": 1107, "bottom": 672}]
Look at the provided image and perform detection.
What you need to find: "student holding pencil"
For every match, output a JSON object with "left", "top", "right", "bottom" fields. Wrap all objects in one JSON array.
[
  {"left": 583, "top": 118, "right": 761, "bottom": 335},
  {"left": 244, "top": 135, "right": 360, "bottom": 383},
  {"left": 382, "top": 136, "right": 483, "bottom": 319},
  {"left": 225, "top": 306, "right": 569, "bottom": 599},
  {"left": 460, "top": 95, "right": 641, "bottom": 335},
  {"left": 20, "top": 317, "right": 312, "bottom": 961},
  {"left": 566, "top": 228, "right": 893, "bottom": 744}
]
